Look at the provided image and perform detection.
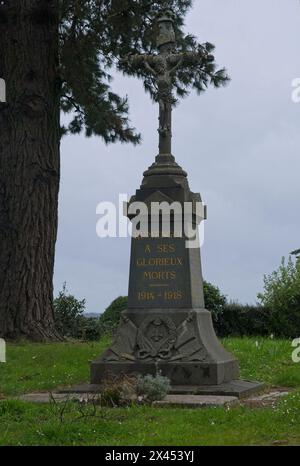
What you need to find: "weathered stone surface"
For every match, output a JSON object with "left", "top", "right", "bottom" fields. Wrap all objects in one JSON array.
[
  {"left": 169, "top": 380, "right": 265, "bottom": 399},
  {"left": 153, "top": 394, "right": 239, "bottom": 408},
  {"left": 14, "top": 385, "right": 285, "bottom": 405},
  {"left": 91, "top": 152, "right": 240, "bottom": 386},
  {"left": 58, "top": 380, "right": 265, "bottom": 400},
  {"left": 58, "top": 384, "right": 102, "bottom": 394},
  {"left": 91, "top": 309, "right": 239, "bottom": 386},
  {"left": 15, "top": 392, "right": 239, "bottom": 408},
  {"left": 16, "top": 393, "right": 100, "bottom": 404},
  {"left": 242, "top": 388, "right": 291, "bottom": 408}
]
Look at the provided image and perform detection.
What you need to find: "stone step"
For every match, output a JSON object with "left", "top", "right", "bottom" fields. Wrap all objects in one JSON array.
[{"left": 153, "top": 394, "right": 239, "bottom": 408}]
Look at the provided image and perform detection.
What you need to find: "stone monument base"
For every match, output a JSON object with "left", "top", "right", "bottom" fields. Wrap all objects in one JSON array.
[
  {"left": 91, "top": 308, "right": 240, "bottom": 387},
  {"left": 168, "top": 380, "right": 265, "bottom": 398},
  {"left": 59, "top": 380, "right": 265, "bottom": 400},
  {"left": 91, "top": 360, "right": 239, "bottom": 387}
]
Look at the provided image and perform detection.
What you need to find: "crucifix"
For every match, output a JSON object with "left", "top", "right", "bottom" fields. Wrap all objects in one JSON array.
[{"left": 122, "top": 7, "right": 213, "bottom": 155}]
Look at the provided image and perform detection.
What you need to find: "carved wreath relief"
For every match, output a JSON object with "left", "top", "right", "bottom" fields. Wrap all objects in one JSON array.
[
  {"left": 103, "top": 313, "right": 208, "bottom": 363},
  {"left": 137, "top": 316, "right": 177, "bottom": 360}
]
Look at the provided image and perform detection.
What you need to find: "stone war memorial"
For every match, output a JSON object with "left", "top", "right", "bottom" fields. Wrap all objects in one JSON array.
[{"left": 91, "top": 6, "right": 263, "bottom": 398}]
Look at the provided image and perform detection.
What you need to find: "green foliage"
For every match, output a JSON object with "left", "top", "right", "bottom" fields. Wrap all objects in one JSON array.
[
  {"left": 77, "top": 317, "right": 103, "bottom": 342},
  {"left": 258, "top": 257, "right": 300, "bottom": 338},
  {"left": 203, "top": 280, "right": 227, "bottom": 320},
  {"left": 54, "top": 283, "right": 86, "bottom": 338},
  {"left": 100, "top": 386, "right": 124, "bottom": 407},
  {"left": 98, "top": 260, "right": 300, "bottom": 339},
  {"left": 225, "top": 337, "right": 300, "bottom": 387},
  {"left": 214, "top": 303, "right": 272, "bottom": 338},
  {"left": 137, "top": 374, "right": 170, "bottom": 402},
  {"left": 54, "top": 283, "right": 102, "bottom": 340},
  {"left": 1, "top": 339, "right": 300, "bottom": 445},
  {"left": 59, "top": 0, "right": 229, "bottom": 141},
  {"left": 258, "top": 256, "right": 300, "bottom": 310},
  {"left": 291, "top": 249, "right": 300, "bottom": 259},
  {"left": 2, "top": 392, "right": 300, "bottom": 445},
  {"left": 0, "top": 339, "right": 111, "bottom": 397},
  {"left": 98, "top": 296, "right": 128, "bottom": 335},
  {"left": 213, "top": 256, "right": 300, "bottom": 339}
]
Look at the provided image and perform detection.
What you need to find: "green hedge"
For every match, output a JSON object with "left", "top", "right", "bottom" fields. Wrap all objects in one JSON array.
[
  {"left": 98, "top": 282, "right": 226, "bottom": 336},
  {"left": 213, "top": 303, "right": 273, "bottom": 338},
  {"left": 99, "top": 296, "right": 300, "bottom": 340},
  {"left": 58, "top": 254, "right": 300, "bottom": 341},
  {"left": 98, "top": 296, "right": 128, "bottom": 335}
]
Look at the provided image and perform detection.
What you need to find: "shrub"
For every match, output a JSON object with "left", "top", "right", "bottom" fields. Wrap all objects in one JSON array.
[
  {"left": 257, "top": 256, "right": 300, "bottom": 338},
  {"left": 77, "top": 317, "right": 102, "bottom": 341},
  {"left": 213, "top": 302, "right": 272, "bottom": 338},
  {"left": 54, "top": 283, "right": 86, "bottom": 338},
  {"left": 54, "top": 284, "right": 102, "bottom": 340},
  {"left": 136, "top": 374, "right": 170, "bottom": 402},
  {"left": 214, "top": 256, "right": 300, "bottom": 339},
  {"left": 203, "top": 280, "right": 227, "bottom": 320},
  {"left": 98, "top": 296, "right": 128, "bottom": 335}
]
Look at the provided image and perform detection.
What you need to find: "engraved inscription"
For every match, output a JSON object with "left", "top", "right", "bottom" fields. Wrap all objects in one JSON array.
[{"left": 128, "top": 237, "right": 191, "bottom": 308}]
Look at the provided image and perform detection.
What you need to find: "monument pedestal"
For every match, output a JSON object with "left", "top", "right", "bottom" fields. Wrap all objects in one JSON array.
[
  {"left": 91, "top": 154, "right": 263, "bottom": 397},
  {"left": 91, "top": 309, "right": 239, "bottom": 386}
]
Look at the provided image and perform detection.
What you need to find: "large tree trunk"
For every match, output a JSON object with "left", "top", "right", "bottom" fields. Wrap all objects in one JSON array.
[{"left": 0, "top": 0, "right": 61, "bottom": 341}]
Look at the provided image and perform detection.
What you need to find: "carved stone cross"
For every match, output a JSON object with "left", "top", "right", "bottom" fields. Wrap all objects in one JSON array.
[{"left": 123, "top": 8, "right": 213, "bottom": 155}]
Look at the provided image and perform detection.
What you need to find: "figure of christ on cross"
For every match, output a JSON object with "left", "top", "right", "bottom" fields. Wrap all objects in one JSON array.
[{"left": 122, "top": 8, "right": 214, "bottom": 155}]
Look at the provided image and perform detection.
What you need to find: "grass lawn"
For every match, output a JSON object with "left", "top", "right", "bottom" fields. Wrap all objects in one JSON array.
[{"left": 0, "top": 336, "right": 300, "bottom": 446}]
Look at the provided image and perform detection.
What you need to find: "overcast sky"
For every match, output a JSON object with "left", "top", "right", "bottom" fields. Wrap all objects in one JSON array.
[{"left": 54, "top": 0, "right": 300, "bottom": 313}]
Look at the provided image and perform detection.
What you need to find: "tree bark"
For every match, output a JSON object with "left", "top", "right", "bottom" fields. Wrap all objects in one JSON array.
[{"left": 0, "top": 0, "right": 61, "bottom": 341}]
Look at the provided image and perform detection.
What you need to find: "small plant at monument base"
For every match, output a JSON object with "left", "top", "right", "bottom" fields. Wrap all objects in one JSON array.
[
  {"left": 136, "top": 374, "right": 170, "bottom": 403},
  {"left": 100, "top": 375, "right": 137, "bottom": 407}
]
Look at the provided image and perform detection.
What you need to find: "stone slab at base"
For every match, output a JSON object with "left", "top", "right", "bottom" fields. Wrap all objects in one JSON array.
[
  {"left": 153, "top": 395, "right": 239, "bottom": 408},
  {"left": 18, "top": 386, "right": 291, "bottom": 408},
  {"left": 15, "top": 392, "right": 239, "bottom": 408},
  {"left": 58, "top": 384, "right": 103, "bottom": 394},
  {"left": 57, "top": 379, "right": 265, "bottom": 399},
  {"left": 169, "top": 380, "right": 265, "bottom": 399},
  {"left": 17, "top": 393, "right": 101, "bottom": 404}
]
